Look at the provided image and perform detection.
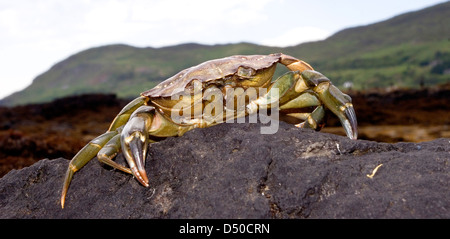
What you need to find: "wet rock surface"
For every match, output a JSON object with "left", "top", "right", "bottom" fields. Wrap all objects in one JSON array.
[{"left": 0, "top": 121, "right": 448, "bottom": 218}]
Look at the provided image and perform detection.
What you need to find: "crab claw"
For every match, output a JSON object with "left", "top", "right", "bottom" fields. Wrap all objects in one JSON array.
[
  {"left": 121, "top": 109, "right": 152, "bottom": 187},
  {"left": 122, "top": 131, "right": 149, "bottom": 186},
  {"left": 320, "top": 83, "right": 358, "bottom": 140},
  {"left": 336, "top": 101, "right": 358, "bottom": 140},
  {"left": 302, "top": 70, "right": 358, "bottom": 140}
]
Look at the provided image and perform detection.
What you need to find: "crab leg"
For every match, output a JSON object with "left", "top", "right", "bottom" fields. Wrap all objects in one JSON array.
[
  {"left": 300, "top": 71, "right": 358, "bottom": 139},
  {"left": 97, "top": 134, "right": 132, "bottom": 175},
  {"left": 60, "top": 130, "right": 117, "bottom": 208},
  {"left": 292, "top": 70, "right": 358, "bottom": 139},
  {"left": 61, "top": 97, "right": 146, "bottom": 208},
  {"left": 246, "top": 71, "right": 299, "bottom": 114},
  {"left": 108, "top": 97, "right": 148, "bottom": 131},
  {"left": 279, "top": 53, "right": 314, "bottom": 72},
  {"left": 247, "top": 69, "right": 357, "bottom": 139},
  {"left": 277, "top": 54, "right": 357, "bottom": 137},
  {"left": 294, "top": 105, "right": 326, "bottom": 129}
]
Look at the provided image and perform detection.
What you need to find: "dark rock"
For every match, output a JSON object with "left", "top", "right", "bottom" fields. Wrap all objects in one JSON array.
[{"left": 0, "top": 121, "right": 448, "bottom": 218}]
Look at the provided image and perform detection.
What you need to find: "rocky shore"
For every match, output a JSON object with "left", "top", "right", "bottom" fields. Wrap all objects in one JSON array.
[{"left": 0, "top": 122, "right": 448, "bottom": 218}]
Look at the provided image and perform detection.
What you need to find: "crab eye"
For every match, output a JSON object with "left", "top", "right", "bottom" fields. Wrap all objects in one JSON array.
[{"left": 237, "top": 66, "right": 255, "bottom": 78}]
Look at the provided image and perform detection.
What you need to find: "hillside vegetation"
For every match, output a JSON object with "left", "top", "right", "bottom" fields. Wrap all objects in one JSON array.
[{"left": 1, "top": 2, "right": 449, "bottom": 106}]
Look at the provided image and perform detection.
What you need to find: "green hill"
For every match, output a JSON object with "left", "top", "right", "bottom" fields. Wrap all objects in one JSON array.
[
  {"left": 1, "top": 1, "right": 449, "bottom": 106},
  {"left": 286, "top": 1, "right": 450, "bottom": 89}
]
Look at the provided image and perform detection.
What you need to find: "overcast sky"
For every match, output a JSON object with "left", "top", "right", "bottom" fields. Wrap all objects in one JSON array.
[{"left": 0, "top": 0, "right": 446, "bottom": 100}]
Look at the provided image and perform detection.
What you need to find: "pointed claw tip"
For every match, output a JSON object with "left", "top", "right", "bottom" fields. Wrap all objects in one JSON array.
[
  {"left": 60, "top": 190, "right": 68, "bottom": 209},
  {"left": 61, "top": 189, "right": 67, "bottom": 208},
  {"left": 139, "top": 169, "right": 150, "bottom": 187},
  {"left": 60, "top": 167, "right": 74, "bottom": 209},
  {"left": 131, "top": 167, "right": 149, "bottom": 187},
  {"left": 343, "top": 106, "right": 358, "bottom": 140}
]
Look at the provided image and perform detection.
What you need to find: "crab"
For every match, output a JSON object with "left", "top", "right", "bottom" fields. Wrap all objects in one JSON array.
[{"left": 60, "top": 53, "right": 357, "bottom": 208}]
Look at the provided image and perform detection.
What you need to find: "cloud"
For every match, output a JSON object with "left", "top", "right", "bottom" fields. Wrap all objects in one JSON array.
[
  {"left": 124, "top": 0, "right": 276, "bottom": 46},
  {"left": 260, "top": 26, "right": 331, "bottom": 47}
]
